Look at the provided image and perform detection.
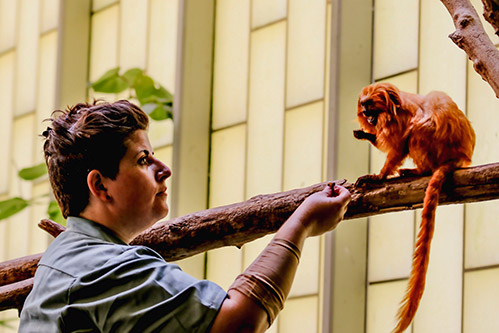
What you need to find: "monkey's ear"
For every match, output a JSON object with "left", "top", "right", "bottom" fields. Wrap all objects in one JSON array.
[{"left": 387, "top": 89, "right": 401, "bottom": 108}]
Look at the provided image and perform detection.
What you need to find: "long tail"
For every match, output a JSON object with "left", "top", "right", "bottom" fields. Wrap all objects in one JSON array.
[{"left": 392, "top": 164, "right": 454, "bottom": 333}]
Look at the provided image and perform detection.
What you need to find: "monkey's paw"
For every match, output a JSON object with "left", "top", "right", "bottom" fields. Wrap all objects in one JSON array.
[
  {"left": 353, "top": 130, "right": 365, "bottom": 139},
  {"left": 355, "top": 174, "right": 383, "bottom": 187},
  {"left": 398, "top": 168, "right": 420, "bottom": 177}
]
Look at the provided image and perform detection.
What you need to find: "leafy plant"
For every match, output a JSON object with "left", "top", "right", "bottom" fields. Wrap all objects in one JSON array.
[{"left": 0, "top": 68, "right": 172, "bottom": 223}]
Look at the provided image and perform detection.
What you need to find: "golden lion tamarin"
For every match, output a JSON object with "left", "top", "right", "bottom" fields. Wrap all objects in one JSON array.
[{"left": 353, "top": 82, "right": 475, "bottom": 333}]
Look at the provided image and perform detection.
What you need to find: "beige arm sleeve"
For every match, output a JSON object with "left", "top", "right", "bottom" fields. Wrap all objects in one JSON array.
[{"left": 228, "top": 238, "right": 301, "bottom": 327}]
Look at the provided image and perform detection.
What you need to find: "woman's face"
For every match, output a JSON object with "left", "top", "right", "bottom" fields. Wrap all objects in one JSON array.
[{"left": 106, "top": 130, "right": 171, "bottom": 231}]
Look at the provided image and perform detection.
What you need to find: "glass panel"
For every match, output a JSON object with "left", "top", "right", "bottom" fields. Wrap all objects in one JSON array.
[
  {"left": 463, "top": 268, "right": 499, "bottom": 332},
  {"left": 41, "top": 0, "right": 60, "bottom": 33},
  {"left": 15, "top": 0, "right": 40, "bottom": 116},
  {"left": 0, "top": 0, "right": 17, "bottom": 52},
  {"left": 31, "top": 181, "right": 51, "bottom": 254},
  {"left": 36, "top": 31, "right": 58, "bottom": 163},
  {"left": 414, "top": 205, "right": 463, "bottom": 332},
  {"left": 251, "top": 0, "right": 286, "bottom": 29},
  {"left": 420, "top": 0, "right": 466, "bottom": 108},
  {"left": 286, "top": 0, "right": 325, "bottom": 108},
  {"left": 279, "top": 296, "right": 318, "bottom": 333},
  {"left": 246, "top": 22, "right": 286, "bottom": 197},
  {"left": 89, "top": 5, "right": 119, "bottom": 99},
  {"left": 289, "top": 236, "right": 320, "bottom": 297},
  {"left": 149, "top": 119, "right": 174, "bottom": 148},
  {"left": 209, "top": 125, "right": 246, "bottom": 207},
  {"left": 368, "top": 212, "right": 414, "bottom": 283},
  {"left": 148, "top": 0, "right": 179, "bottom": 92},
  {"left": 367, "top": 281, "right": 411, "bottom": 333},
  {"left": 373, "top": 0, "right": 419, "bottom": 80},
  {"left": 93, "top": 0, "right": 119, "bottom": 12},
  {"left": 206, "top": 247, "right": 242, "bottom": 291},
  {"left": 0, "top": 52, "right": 15, "bottom": 194},
  {"left": 0, "top": 194, "right": 7, "bottom": 260},
  {"left": 119, "top": 0, "right": 148, "bottom": 69},
  {"left": 283, "top": 102, "right": 323, "bottom": 190},
  {"left": 212, "top": 0, "right": 249, "bottom": 130},
  {"left": 465, "top": 58, "right": 499, "bottom": 269},
  {"left": 377, "top": 70, "right": 418, "bottom": 93}
]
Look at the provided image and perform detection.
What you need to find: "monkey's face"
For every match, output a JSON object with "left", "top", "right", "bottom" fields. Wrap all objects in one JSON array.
[{"left": 356, "top": 83, "right": 401, "bottom": 134}]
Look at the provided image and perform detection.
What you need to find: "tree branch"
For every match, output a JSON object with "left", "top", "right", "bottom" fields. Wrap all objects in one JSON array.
[
  {"left": 441, "top": 0, "right": 499, "bottom": 97},
  {"left": 481, "top": 0, "right": 499, "bottom": 36},
  {"left": 1, "top": 162, "right": 499, "bottom": 311}
]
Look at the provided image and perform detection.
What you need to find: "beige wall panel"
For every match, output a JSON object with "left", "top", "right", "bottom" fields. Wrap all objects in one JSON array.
[
  {"left": 373, "top": 0, "right": 419, "bottom": 80},
  {"left": 465, "top": 60, "right": 499, "bottom": 269},
  {"left": 0, "top": 309, "right": 19, "bottom": 332},
  {"left": 279, "top": 296, "right": 318, "bottom": 333},
  {"left": 0, "top": 52, "right": 15, "bottom": 194},
  {"left": 414, "top": 205, "right": 463, "bottom": 333},
  {"left": 209, "top": 125, "right": 246, "bottom": 207},
  {"left": 31, "top": 181, "right": 51, "bottom": 254},
  {"left": 420, "top": 0, "right": 466, "bottom": 108},
  {"left": 286, "top": 0, "right": 325, "bottom": 108},
  {"left": 251, "top": 0, "right": 286, "bottom": 29},
  {"left": 15, "top": 0, "right": 40, "bottom": 116},
  {"left": 149, "top": 119, "right": 174, "bottom": 148},
  {"left": 283, "top": 102, "right": 323, "bottom": 190},
  {"left": 89, "top": 5, "right": 119, "bottom": 89},
  {"left": 368, "top": 212, "right": 414, "bottom": 282},
  {"left": 367, "top": 281, "right": 411, "bottom": 333},
  {"left": 206, "top": 247, "right": 242, "bottom": 291},
  {"left": 0, "top": 194, "right": 7, "bottom": 261},
  {"left": 119, "top": 0, "right": 148, "bottom": 70},
  {"left": 289, "top": 236, "right": 320, "bottom": 297},
  {"left": 378, "top": 70, "right": 418, "bottom": 93},
  {"left": 322, "top": 3, "right": 331, "bottom": 181},
  {"left": 41, "top": 0, "right": 60, "bottom": 33},
  {"left": 212, "top": 0, "right": 249, "bottom": 130},
  {"left": 0, "top": 0, "right": 17, "bottom": 53},
  {"left": 246, "top": 21, "right": 286, "bottom": 198},
  {"left": 463, "top": 268, "right": 499, "bottom": 332},
  {"left": 93, "top": 0, "right": 119, "bottom": 12},
  {"left": 148, "top": 0, "right": 179, "bottom": 92},
  {"left": 36, "top": 31, "right": 58, "bottom": 162}
]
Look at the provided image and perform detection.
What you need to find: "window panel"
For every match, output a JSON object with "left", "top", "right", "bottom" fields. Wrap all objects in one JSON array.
[
  {"left": 463, "top": 268, "right": 499, "bottom": 332},
  {"left": 368, "top": 212, "right": 414, "bottom": 282},
  {"left": 206, "top": 247, "right": 242, "bottom": 291},
  {"left": 0, "top": 52, "right": 15, "bottom": 194},
  {"left": 89, "top": 5, "right": 119, "bottom": 100},
  {"left": 289, "top": 236, "right": 320, "bottom": 297},
  {"left": 420, "top": 0, "right": 466, "bottom": 107},
  {"left": 209, "top": 125, "right": 246, "bottom": 207},
  {"left": 279, "top": 296, "right": 318, "bottom": 333},
  {"left": 251, "top": 0, "right": 286, "bottom": 29},
  {"left": 246, "top": 22, "right": 286, "bottom": 197},
  {"left": 377, "top": 70, "right": 418, "bottom": 93},
  {"left": 414, "top": 205, "right": 463, "bottom": 332},
  {"left": 120, "top": 0, "right": 148, "bottom": 69},
  {"left": 15, "top": 0, "right": 40, "bottom": 116},
  {"left": 148, "top": 0, "right": 179, "bottom": 92},
  {"left": 286, "top": 0, "right": 325, "bottom": 108},
  {"left": 36, "top": 31, "right": 58, "bottom": 161},
  {"left": 41, "top": 0, "right": 60, "bottom": 33},
  {"left": 0, "top": 0, "right": 17, "bottom": 52},
  {"left": 373, "top": 0, "right": 418, "bottom": 80},
  {"left": 31, "top": 182, "right": 51, "bottom": 254},
  {"left": 0, "top": 194, "right": 7, "bottom": 261},
  {"left": 93, "top": 0, "right": 119, "bottom": 12},
  {"left": 212, "top": 0, "right": 249, "bottom": 130},
  {"left": 367, "top": 281, "right": 411, "bottom": 333},
  {"left": 283, "top": 102, "right": 323, "bottom": 190},
  {"left": 149, "top": 119, "right": 174, "bottom": 148}
]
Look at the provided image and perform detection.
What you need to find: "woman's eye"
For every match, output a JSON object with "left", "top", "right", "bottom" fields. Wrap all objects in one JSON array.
[{"left": 138, "top": 157, "right": 149, "bottom": 165}]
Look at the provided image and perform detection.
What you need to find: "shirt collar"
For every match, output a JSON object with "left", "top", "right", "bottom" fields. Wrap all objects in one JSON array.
[{"left": 66, "top": 216, "right": 128, "bottom": 245}]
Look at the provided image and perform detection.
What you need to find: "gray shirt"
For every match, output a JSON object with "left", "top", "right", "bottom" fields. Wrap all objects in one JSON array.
[{"left": 19, "top": 217, "right": 227, "bottom": 332}]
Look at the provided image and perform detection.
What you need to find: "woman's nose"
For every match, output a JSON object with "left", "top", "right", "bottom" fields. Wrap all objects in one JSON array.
[{"left": 155, "top": 159, "right": 172, "bottom": 182}]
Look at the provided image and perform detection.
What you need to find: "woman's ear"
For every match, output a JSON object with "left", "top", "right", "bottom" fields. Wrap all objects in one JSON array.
[{"left": 87, "top": 170, "right": 111, "bottom": 202}]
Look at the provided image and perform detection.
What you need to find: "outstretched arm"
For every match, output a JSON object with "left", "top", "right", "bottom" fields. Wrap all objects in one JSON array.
[{"left": 209, "top": 184, "right": 351, "bottom": 332}]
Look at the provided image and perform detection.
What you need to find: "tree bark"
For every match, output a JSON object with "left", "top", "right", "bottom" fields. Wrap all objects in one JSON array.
[
  {"left": 2, "top": 162, "right": 499, "bottom": 311},
  {"left": 441, "top": 0, "right": 499, "bottom": 97},
  {"left": 481, "top": 0, "right": 499, "bottom": 36}
]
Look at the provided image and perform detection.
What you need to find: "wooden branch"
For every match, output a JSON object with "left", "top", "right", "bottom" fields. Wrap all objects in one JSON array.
[
  {"left": 0, "top": 254, "right": 42, "bottom": 287},
  {"left": 2, "top": 162, "right": 499, "bottom": 311},
  {"left": 441, "top": 0, "right": 499, "bottom": 98},
  {"left": 481, "top": 0, "right": 499, "bottom": 36},
  {"left": 0, "top": 278, "right": 33, "bottom": 311}
]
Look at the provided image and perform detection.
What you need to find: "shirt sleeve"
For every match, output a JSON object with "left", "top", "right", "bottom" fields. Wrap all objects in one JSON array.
[{"left": 61, "top": 246, "right": 227, "bottom": 333}]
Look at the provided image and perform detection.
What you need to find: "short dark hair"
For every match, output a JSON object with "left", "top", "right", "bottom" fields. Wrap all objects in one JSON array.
[{"left": 42, "top": 100, "right": 149, "bottom": 218}]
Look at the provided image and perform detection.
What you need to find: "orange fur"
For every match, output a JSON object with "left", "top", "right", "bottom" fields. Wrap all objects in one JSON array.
[{"left": 354, "top": 83, "right": 475, "bottom": 333}]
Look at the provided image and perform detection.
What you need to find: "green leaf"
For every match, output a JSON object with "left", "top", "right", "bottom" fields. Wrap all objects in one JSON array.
[
  {"left": 47, "top": 200, "right": 66, "bottom": 226},
  {"left": 122, "top": 68, "right": 143, "bottom": 86},
  {"left": 147, "top": 103, "right": 173, "bottom": 121},
  {"left": 134, "top": 75, "right": 173, "bottom": 105},
  {"left": 18, "top": 163, "right": 48, "bottom": 181},
  {"left": 91, "top": 67, "right": 129, "bottom": 93},
  {"left": 0, "top": 197, "right": 29, "bottom": 220}
]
